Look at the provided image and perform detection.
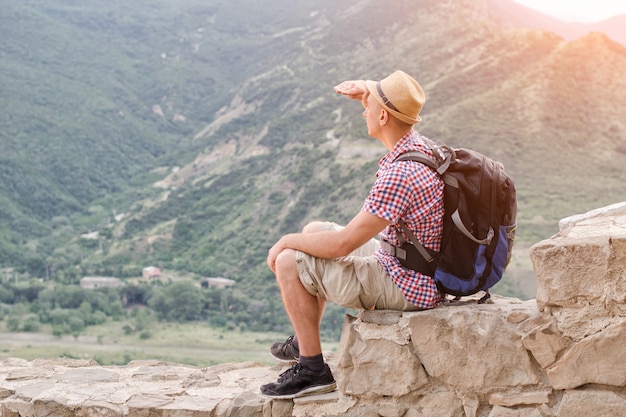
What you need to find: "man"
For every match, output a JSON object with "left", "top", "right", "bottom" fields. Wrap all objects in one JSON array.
[{"left": 260, "top": 70, "right": 444, "bottom": 399}]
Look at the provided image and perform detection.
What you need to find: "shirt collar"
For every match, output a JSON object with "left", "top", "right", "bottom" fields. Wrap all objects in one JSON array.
[{"left": 379, "top": 130, "right": 422, "bottom": 167}]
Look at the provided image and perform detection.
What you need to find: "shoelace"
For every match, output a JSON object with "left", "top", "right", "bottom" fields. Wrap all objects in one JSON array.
[
  {"left": 278, "top": 335, "right": 297, "bottom": 357},
  {"left": 277, "top": 363, "right": 301, "bottom": 384}
]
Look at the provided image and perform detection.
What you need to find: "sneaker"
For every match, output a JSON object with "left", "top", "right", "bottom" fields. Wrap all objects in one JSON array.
[
  {"left": 270, "top": 335, "right": 299, "bottom": 362},
  {"left": 260, "top": 363, "right": 337, "bottom": 399}
]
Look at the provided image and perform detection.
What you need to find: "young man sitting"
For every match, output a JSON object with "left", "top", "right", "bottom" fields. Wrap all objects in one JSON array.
[{"left": 261, "top": 70, "right": 444, "bottom": 399}]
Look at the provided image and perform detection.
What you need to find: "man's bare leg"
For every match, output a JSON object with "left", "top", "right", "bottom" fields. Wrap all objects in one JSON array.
[
  {"left": 301, "top": 221, "right": 329, "bottom": 330},
  {"left": 261, "top": 249, "right": 337, "bottom": 397},
  {"left": 274, "top": 248, "right": 322, "bottom": 357},
  {"left": 261, "top": 253, "right": 337, "bottom": 399}
]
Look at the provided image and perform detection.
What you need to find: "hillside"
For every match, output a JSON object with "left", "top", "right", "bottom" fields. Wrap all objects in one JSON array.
[{"left": 1, "top": 0, "right": 625, "bottom": 304}]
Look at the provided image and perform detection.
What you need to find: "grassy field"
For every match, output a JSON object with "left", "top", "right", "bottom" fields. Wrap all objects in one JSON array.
[{"left": 0, "top": 320, "right": 341, "bottom": 367}]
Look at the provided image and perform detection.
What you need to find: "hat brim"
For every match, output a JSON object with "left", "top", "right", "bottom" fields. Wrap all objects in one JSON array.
[{"left": 365, "top": 80, "right": 421, "bottom": 125}]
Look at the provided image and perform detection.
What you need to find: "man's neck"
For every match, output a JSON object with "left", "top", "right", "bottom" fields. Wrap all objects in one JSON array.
[{"left": 381, "top": 126, "right": 413, "bottom": 151}]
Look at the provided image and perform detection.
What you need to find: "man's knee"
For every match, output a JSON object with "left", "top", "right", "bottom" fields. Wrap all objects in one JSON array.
[{"left": 274, "top": 249, "right": 298, "bottom": 284}]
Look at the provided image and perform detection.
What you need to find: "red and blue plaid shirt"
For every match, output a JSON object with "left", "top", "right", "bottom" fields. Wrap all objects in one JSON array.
[{"left": 362, "top": 130, "right": 444, "bottom": 309}]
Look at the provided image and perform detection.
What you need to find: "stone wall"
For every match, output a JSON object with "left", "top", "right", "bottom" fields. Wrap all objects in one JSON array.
[{"left": 0, "top": 203, "right": 625, "bottom": 416}]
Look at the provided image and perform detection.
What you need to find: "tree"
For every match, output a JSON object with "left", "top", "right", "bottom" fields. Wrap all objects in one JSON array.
[
  {"left": 68, "top": 316, "right": 85, "bottom": 339},
  {"left": 148, "top": 280, "right": 203, "bottom": 322}
]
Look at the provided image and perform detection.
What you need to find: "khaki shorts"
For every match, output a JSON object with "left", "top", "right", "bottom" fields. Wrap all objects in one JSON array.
[{"left": 295, "top": 222, "right": 422, "bottom": 311}]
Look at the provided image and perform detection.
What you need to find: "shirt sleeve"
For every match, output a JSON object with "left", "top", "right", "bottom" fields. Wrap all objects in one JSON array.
[{"left": 361, "top": 163, "right": 414, "bottom": 223}]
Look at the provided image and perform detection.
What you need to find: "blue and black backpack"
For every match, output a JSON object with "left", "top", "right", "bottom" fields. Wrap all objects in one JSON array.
[{"left": 390, "top": 141, "right": 517, "bottom": 303}]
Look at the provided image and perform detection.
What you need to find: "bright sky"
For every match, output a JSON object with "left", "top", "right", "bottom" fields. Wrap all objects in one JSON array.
[{"left": 513, "top": 0, "right": 626, "bottom": 23}]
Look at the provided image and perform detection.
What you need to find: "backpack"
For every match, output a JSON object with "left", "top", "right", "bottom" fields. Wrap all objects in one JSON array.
[{"left": 390, "top": 142, "right": 517, "bottom": 303}]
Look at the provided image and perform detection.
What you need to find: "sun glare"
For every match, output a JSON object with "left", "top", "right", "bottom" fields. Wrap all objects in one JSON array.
[{"left": 513, "top": 0, "right": 626, "bottom": 23}]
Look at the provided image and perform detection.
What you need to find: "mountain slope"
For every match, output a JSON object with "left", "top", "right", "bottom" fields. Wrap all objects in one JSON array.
[
  {"left": 95, "top": 1, "right": 626, "bottom": 293},
  {"left": 0, "top": 0, "right": 337, "bottom": 270}
]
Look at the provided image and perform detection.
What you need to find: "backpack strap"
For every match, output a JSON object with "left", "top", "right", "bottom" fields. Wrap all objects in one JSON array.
[
  {"left": 393, "top": 147, "right": 453, "bottom": 267},
  {"left": 451, "top": 209, "right": 493, "bottom": 245},
  {"left": 396, "top": 151, "right": 437, "bottom": 169},
  {"left": 395, "top": 149, "right": 453, "bottom": 176},
  {"left": 397, "top": 219, "right": 436, "bottom": 264}
]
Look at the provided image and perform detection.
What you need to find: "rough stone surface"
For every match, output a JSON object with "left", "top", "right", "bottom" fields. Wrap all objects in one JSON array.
[
  {"left": 530, "top": 202, "right": 626, "bottom": 340},
  {"left": 557, "top": 389, "right": 626, "bottom": 417},
  {"left": 520, "top": 314, "right": 572, "bottom": 368},
  {"left": 0, "top": 203, "right": 624, "bottom": 416},
  {"left": 336, "top": 314, "right": 429, "bottom": 397},
  {"left": 406, "top": 299, "right": 541, "bottom": 393},
  {"left": 546, "top": 320, "right": 626, "bottom": 389}
]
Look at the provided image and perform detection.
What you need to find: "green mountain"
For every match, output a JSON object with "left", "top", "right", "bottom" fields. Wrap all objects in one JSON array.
[{"left": 2, "top": 0, "right": 626, "bottom": 302}]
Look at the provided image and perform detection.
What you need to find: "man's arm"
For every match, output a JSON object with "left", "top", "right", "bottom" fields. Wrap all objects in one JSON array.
[{"left": 267, "top": 211, "right": 389, "bottom": 273}]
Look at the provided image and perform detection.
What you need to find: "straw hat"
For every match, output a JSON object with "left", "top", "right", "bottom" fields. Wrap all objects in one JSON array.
[{"left": 365, "top": 70, "right": 425, "bottom": 125}]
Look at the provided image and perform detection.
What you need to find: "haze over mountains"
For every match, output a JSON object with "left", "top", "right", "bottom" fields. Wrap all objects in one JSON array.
[
  {"left": 1, "top": 0, "right": 625, "bottom": 300},
  {"left": 495, "top": 0, "right": 626, "bottom": 45}
]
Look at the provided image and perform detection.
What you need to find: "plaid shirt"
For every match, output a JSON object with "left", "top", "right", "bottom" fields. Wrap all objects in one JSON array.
[{"left": 361, "top": 130, "right": 444, "bottom": 309}]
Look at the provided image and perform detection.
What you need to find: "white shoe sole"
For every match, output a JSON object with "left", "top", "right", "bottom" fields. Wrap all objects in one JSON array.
[{"left": 262, "top": 382, "right": 337, "bottom": 400}]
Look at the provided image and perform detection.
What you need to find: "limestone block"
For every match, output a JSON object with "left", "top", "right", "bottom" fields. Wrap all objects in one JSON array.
[
  {"left": 488, "top": 389, "right": 552, "bottom": 407},
  {"left": 32, "top": 399, "right": 75, "bottom": 417},
  {"left": 537, "top": 404, "right": 556, "bottom": 417},
  {"left": 127, "top": 393, "right": 174, "bottom": 411},
  {"left": 0, "top": 407, "right": 19, "bottom": 417},
  {"left": 546, "top": 320, "right": 626, "bottom": 390},
  {"left": 57, "top": 368, "right": 120, "bottom": 382},
  {"left": 292, "top": 392, "right": 352, "bottom": 417},
  {"left": 160, "top": 395, "right": 228, "bottom": 416},
  {"left": 558, "top": 201, "right": 626, "bottom": 230},
  {"left": 335, "top": 315, "right": 428, "bottom": 397},
  {"left": 265, "top": 399, "right": 293, "bottom": 417},
  {"left": 377, "top": 402, "right": 407, "bottom": 417},
  {"left": 549, "top": 307, "right": 623, "bottom": 342},
  {"left": 79, "top": 400, "right": 125, "bottom": 417},
  {"left": 2, "top": 399, "right": 33, "bottom": 417},
  {"left": 488, "top": 405, "right": 543, "bottom": 417},
  {"left": 14, "top": 382, "right": 56, "bottom": 401},
  {"left": 5, "top": 368, "right": 50, "bottom": 381},
  {"left": 530, "top": 204, "right": 626, "bottom": 340},
  {"left": 224, "top": 390, "right": 265, "bottom": 417},
  {"left": 531, "top": 235, "right": 623, "bottom": 309},
  {"left": 0, "top": 389, "right": 12, "bottom": 401},
  {"left": 520, "top": 314, "right": 571, "bottom": 368},
  {"left": 327, "top": 401, "right": 402, "bottom": 417},
  {"left": 360, "top": 309, "right": 403, "bottom": 326},
  {"left": 408, "top": 390, "right": 465, "bottom": 417},
  {"left": 408, "top": 301, "right": 540, "bottom": 393},
  {"left": 461, "top": 394, "right": 480, "bottom": 417},
  {"left": 557, "top": 388, "right": 626, "bottom": 417},
  {"left": 32, "top": 357, "right": 99, "bottom": 368},
  {"left": 129, "top": 364, "right": 198, "bottom": 381}
]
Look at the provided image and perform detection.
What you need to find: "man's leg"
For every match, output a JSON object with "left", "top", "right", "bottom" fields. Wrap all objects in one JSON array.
[
  {"left": 271, "top": 220, "right": 377, "bottom": 358},
  {"left": 274, "top": 248, "right": 323, "bottom": 357},
  {"left": 268, "top": 222, "right": 330, "bottom": 362},
  {"left": 300, "top": 223, "right": 329, "bottom": 336},
  {"left": 261, "top": 247, "right": 336, "bottom": 399}
]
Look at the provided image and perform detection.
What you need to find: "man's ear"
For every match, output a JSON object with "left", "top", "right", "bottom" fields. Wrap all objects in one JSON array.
[{"left": 379, "top": 108, "right": 389, "bottom": 125}]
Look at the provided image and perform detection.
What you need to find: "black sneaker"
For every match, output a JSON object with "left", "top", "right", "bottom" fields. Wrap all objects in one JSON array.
[
  {"left": 260, "top": 363, "right": 337, "bottom": 399},
  {"left": 270, "top": 335, "right": 299, "bottom": 362}
]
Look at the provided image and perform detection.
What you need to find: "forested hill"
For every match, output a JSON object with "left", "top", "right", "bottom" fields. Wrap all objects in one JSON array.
[{"left": 2, "top": 0, "right": 626, "bottom": 302}]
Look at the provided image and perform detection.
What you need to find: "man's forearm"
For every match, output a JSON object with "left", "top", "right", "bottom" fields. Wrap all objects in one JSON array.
[{"left": 280, "top": 230, "right": 351, "bottom": 259}]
